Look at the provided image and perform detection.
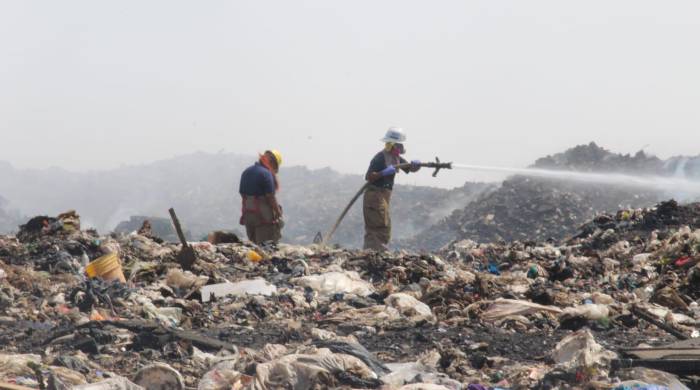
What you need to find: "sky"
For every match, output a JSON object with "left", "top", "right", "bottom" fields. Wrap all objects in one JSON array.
[{"left": 1, "top": 0, "right": 699, "bottom": 188}]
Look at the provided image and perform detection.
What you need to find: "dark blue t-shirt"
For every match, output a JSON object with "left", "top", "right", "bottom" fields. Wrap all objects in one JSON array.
[
  {"left": 239, "top": 162, "right": 275, "bottom": 196},
  {"left": 366, "top": 151, "right": 407, "bottom": 190}
]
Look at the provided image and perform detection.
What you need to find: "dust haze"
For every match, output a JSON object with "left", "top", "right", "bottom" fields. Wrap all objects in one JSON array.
[{"left": 2, "top": 1, "right": 700, "bottom": 189}]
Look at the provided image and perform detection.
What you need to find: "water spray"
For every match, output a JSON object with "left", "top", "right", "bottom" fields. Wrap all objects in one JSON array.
[{"left": 451, "top": 164, "right": 700, "bottom": 195}]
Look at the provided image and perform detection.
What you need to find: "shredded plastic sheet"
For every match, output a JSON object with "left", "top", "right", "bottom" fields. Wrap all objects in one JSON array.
[
  {"left": 481, "top": 299, "right": 562, "bottom": 322},
  {"left": 551, "top": 329, "right": 617, "bottom": 371},
  {"left": 200, "top": 279, "right": 277, "bottom": 302},
  {"left": 251, "top": 349, "right": 377, "bottom": 390},
  {"left": 292, "top": 271, "right": 374, "bottom": 297}
]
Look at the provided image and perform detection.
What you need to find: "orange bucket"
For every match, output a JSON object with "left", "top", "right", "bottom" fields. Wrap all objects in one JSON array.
[{"left": 85, "top": 252, "right": 126, "bottom": 283}]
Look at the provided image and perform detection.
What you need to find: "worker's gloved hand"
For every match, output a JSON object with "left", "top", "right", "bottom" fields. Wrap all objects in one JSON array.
[
  {"left": 380, "top": 165, "right": 397, "bottom": 177},
  {"left": 410, "top": 160, "right": 421, "bottom": 172}
]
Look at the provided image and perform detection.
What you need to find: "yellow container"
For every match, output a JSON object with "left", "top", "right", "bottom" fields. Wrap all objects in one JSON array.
[
  {"left": 247, "top": 250, "right": 263, "bottom": 262},
  {"left": 86, "top": 252, "right": 126, "bottom": 283}
]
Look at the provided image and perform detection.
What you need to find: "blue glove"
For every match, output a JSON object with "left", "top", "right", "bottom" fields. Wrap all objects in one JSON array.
[
  {"left": 410, "top": 160, "right": 421, "bottom": 169},
  {"left": 380, "top": 165, "right": 396, "bottom": 177}
]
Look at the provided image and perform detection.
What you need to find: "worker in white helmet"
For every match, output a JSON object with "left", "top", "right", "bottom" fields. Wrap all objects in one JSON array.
[{"left": 363, "top": 127, "right": 421, "bottom": 251}]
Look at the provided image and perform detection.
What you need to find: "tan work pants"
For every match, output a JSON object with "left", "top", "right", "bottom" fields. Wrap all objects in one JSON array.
[
  {"left": 245, "top": 223, "right": 281, "bottom": 245},
  {"left": 240, "top": 197, "right": 282, "bottom": 244},
  {"left": 363, "top": 186, "right": 392, "bottom": 251}
]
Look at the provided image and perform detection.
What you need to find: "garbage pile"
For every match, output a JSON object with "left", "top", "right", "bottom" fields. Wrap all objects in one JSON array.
[
  {"left": 407, "top": 143, "right": 689, "bottom": 251},
  {"left": 408, "top": 176, "right": 663, "bottom": 251},
  {"left": 3, "top": 202, "right": 700, "bottom": 389}
]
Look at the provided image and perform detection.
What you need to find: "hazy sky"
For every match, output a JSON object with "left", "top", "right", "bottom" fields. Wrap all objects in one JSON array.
[{"left": 2, "top": 1, "right": 699, "bottom": 188}]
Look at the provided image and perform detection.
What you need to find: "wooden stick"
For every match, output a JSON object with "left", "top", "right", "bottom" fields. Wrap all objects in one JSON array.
[
  {"left": 631, "top": 305, "right": 688, "bottom": 340},
  {"left": 168, "top": 208, "right": 188, "bottom": 247}
]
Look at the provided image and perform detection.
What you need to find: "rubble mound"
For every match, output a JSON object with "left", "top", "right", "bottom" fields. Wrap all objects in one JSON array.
[
  {"left": 573, "top": 200, "right": 700, "bottom": 250},
  {"left": 639, "top": 200, "right": 700, "bottom": 231}
]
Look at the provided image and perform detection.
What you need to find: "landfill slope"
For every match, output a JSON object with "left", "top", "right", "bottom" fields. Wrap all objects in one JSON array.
[
  {"left": 405, "top": 143, "right": 699, "bottom": 251},
  {"left": 3, "top": 201, "right": 700, "bottom": 388}
]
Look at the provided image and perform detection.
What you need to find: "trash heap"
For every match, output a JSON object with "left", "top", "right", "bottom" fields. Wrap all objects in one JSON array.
[
  {"left": 2, "top": 202, "right": 700, "bottom": 389},
  {"left": 532, "top": 142, "right": 666, "bottom": 174},
  {"left": 407, "top": 143, "right": 688, "bottom": 251},
  {"left": 408, "top": 176, "right": 663, "bottom": 251}
]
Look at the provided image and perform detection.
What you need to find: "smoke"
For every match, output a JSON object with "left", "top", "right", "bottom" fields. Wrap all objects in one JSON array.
[
  {"left": 674, "top": 157, "right": 689, "bottom": 177},
  {"left": 427, "top": 184, "right": 496, "bottom": 222},
  {"left": 105, "top": 204, "right": 142, "bottom": 233}
]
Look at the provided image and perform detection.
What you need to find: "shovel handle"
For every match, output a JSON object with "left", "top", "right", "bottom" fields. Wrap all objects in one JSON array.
[{"left": 168, "top": 208, "right": 189, "bottom": 247}]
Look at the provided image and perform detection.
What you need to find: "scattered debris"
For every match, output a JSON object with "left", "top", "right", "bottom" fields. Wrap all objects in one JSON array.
[{"left": 2, "top": 199, "right": 700, "bottom": 388}]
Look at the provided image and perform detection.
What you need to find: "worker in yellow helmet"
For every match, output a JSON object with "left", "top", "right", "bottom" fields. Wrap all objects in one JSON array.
[{"left": 239, "top": 150, "right": 284, "bottom": 244}]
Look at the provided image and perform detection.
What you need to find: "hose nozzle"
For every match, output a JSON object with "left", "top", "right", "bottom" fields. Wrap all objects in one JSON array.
[{"left": 424, "top": 157, "right": 452, "bottom": 177}]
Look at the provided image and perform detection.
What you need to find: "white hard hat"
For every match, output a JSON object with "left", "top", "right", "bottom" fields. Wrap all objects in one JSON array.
[{"left": 380, "top": 127, "right": 407, "bottom": 143}]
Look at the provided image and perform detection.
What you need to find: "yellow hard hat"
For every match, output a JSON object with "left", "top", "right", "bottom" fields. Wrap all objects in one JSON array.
[{"left": 269, "top": 149, "right": 282, "bottom": 167}]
